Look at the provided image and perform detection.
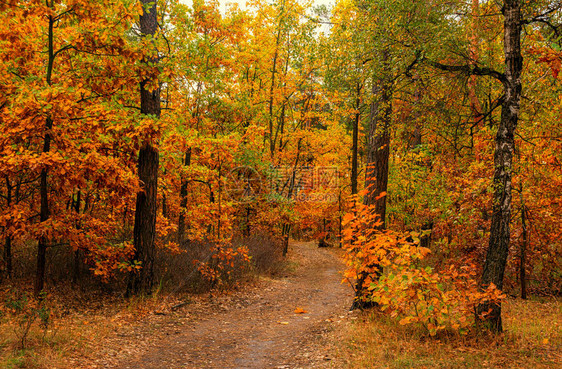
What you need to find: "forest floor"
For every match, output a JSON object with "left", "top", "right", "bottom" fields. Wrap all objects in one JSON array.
[
  {"left": 80, "top": 241, "right": 355, "bottom": 369},
  {"left": 1, "top": 241, "right": 560, "bottom": 369}
]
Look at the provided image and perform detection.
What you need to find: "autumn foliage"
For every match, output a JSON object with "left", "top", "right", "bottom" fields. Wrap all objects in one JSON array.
[
  {"left": 0, "top": 0, "right": 560, "bottom": 343},
  {"left": 342, "top": 196, "right": 504, "bottom": 335}
]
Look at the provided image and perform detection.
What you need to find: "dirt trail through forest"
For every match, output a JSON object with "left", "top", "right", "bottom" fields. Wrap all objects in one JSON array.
[{"left": 92, "top": 241, "right": 354, "bottom": 369}]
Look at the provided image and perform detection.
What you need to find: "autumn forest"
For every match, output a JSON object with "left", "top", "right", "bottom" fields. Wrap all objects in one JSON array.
[{"left": 0, "top": 0, "right": 561, "bottom": 367}]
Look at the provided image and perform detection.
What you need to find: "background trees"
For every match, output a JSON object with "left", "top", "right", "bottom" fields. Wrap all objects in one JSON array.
[{"left": 0, "top": 0, "right": 560, "bottom": 335}]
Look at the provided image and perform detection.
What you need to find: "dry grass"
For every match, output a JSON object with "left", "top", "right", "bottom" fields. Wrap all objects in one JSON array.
[
  {"left": 0, "top": 284, "right": 180, "bottom": 369},
  {"left": 337, "top": 297, "right": 562, "bottom": 369}
]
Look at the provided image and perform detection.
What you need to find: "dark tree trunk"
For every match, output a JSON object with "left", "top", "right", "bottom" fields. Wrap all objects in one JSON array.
[
  {"left": 351, "top": 83, "right": 361, "bottom": 195},
  {"left": 3, "top": 178, "right": 13, "bottom": 279},
  {"left": 409, "top": 85, "right": 422, "bottom": 149},
  {"left": 36, "top": 121, "right": 51, "bottom": 296},
  {"left": 72, "top": 191, "right": 81, "bottom": 284},
  {"left": 244, "top": 206, "right": 251, "bottom": 237},
  {"left": 363, "top": 82, "right": 391, "bottom": 220},
  {"left": 35, "top": 12, "right": 55, "bottom": 296},
  {"left": 129, "top": 144, "right": 159, "bottom": 295},
  {"left": 338, "top": 189, "right": 343, "bottom": 247},
  {"left": 268, "top": 23, "right": 282, "bottom": 156},
  {"left": 468, "top": 0, "right": 483, "bottom": 124},
  {"left": 519, "top": 189, "right": 527, "bottom": 300},
  {"left": 3, "top": 236, "right": 11, "bottom": 280},
  {"left": 178, "top": 148, "right": 191, "bottom": 244},
  {"left": 128, "top": 0, "right": 161, "bottom": 296},
  {"left": 282, "top": 138, "right": 302, "bottom": 257},
  {"left": 352, "top": 51, "right": 393, "bottom": 310},
  {"left": 477, "top": 0, "right": 522, "bottom": 332},
  {"left": 282, "top": 223, "right": 291, "bottom": 256}
]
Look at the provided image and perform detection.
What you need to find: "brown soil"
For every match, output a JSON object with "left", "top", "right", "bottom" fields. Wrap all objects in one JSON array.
[{"left": 86, "top": 241, "right": 354, "bottom": 369}]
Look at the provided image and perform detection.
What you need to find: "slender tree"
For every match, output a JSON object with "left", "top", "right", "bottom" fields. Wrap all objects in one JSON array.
[
  {"left": 35, "top": 2, "right": 56, "bottom": 296},
  {"left": 477, "top": 0, "right": 523, "bottom": 332}
]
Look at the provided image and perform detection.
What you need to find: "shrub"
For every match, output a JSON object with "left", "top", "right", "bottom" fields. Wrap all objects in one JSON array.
[{"left": 342, "top": 199, "right": 504, "bottom": 336}]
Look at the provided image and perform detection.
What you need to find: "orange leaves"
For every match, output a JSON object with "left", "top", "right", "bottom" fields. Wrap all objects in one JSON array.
[
  {"left": 529, "top": 44, "right": 562, "bottom": 79},
  {"left": 0, "top": 0, "right": 147, "bottom": 284},
  {"left": 196, "top": 242, "right": 252, "bottom": 286},
  {"left": 375, "top": 191, "right": 387, "bottom": 201},
  {"left": 341, "top": 198, "right": 504, "bottom": 336},
  {"left": 399, "top": 316, "right": 416, "bottom": 325},
  {"left": 342, "top": 212, "right": 356, "bottom": 227},
  {"left": 294, "top": 307, "right": 307, "bottom": 314}
]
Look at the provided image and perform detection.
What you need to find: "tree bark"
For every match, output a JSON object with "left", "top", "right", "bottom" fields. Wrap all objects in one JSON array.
[
  {"left": 352, "top": 51, "right": 393, "bottom": 310},
  {"left": 477, "top": 0, "right": 522, "bottom": 332},
  {"left": 351, "top": 82, "right": 361, "bottom": 195},
  {"left": 35, "top": 11, "right": 56, "bottom": 296},
  {"left": 3, "top": 177, "right": 13, "bottom": 279},
  {"left": 363, "top": 72, "right": 391, "bottom": 221},
  {"left": 468, "top": 0, "right": 483, "bottom": 124},
  {"left": 72, "top": 191, "right": 81, "bottom": 284},
  {"left": 268, "top": 19, "right": 283, "bottom": 156},
  {"left": 282, "top": 138, "right": 302, "bottom": 256},
  {"left": 519, "top": 188, "right": 527, "bottom": 300},
  {"left": 128, "top": 0, "right": 161, "bottom": 296},
  {"left": 177, "top": 148, "right": 191, "bottom": 243}
]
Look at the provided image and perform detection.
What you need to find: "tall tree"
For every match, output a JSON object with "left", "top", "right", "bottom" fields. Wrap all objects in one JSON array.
[
  {"left": 128, "top": 0, "right": 161, "bottom": 295},
  {"left": 363, "top": 51, "right": 392, "bottom": 221},
  {"left": 477, "top": 0, "right": 523, "bottom": 332},
  {"left": 35, "top": 0, "right": 57, "bottom": 296},
  {"left": 350, "top": 82, "right": 361, "bottom": 195}
]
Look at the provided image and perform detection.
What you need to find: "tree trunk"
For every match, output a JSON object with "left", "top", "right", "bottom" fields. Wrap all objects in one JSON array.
[
  {"left": 244, "top": 206, "right": 251, "bottom": 237},
  {"left": 128, "top": 0, "right": 161, "bottom": 296},
  {"left": 282, "top": 138, "right": 302, "bottom": 256},
  {"left": 282, "top": 223, "right": 291, "bottom": 257},
  {"left": 268, "top": 24, "right": 282, "bottom": 156},
  {"left": 352, "top": 51, "right": 393, "bottom": 310},
  {"left": 364, "top": 75, "right": 391, "bottom": 221},
  {"left": 3, "top": 236, "right": 11, "bottom": 280},
  {"left": 3, "top": 177, "right": 13, "bottom": 279},
  {"left": 129, "top": 143, "right": 159, "bottom": 295},
  {"left": 477, "top": 0, "right": 522, "bottom": 332},
  {"left": 35, "top": 12, "right": 56, "bottom": 296},
  {"left": 519, "top": 187, "right": 527, "bottom": 300},
  {"left": 178, "top": 148, "right": 192, "bottom": 244},
  {"left": 351, "top": 82, "right": 361, "bottom": 195},
  {"left": 72, "top": 191, "right": 81, "bottom": 284},
  {"left": 36, "top": 122, "right": 51, "bottom": 296},
  {"left": 468, "top": 0, "right": 483, "bottom": 124}
]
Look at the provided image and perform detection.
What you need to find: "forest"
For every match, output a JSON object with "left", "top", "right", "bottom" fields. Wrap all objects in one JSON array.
[{"left": 0, "top": 0, "right": 561, "bottom": 368}]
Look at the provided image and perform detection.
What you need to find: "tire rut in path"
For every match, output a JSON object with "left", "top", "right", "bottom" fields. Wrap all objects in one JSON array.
[{"left": 116, "top": 241, "right": 354, "bottom": 369}]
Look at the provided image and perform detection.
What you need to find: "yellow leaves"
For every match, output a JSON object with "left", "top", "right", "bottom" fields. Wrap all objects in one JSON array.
[
  {"left": 294, "top": 307, "right": 307, "bottom": 314},
  {"left": 399, "top": 316, "right": 416, "bottom": 325}
]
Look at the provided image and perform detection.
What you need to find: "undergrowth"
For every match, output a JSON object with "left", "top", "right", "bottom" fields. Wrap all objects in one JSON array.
[{"left": 339, "top": 297, "right": 562, "bottom": 369}]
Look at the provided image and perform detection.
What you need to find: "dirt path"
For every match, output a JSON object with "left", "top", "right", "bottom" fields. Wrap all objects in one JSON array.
[{"left": 91, "top": 241, "right": 354, "bottom": 369}]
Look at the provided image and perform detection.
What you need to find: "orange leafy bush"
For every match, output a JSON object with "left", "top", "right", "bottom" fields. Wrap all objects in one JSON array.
[
  {"left": 196, "top": 242, "right": 251, "bottom": 288},
  {"left": 342, "top": 198, "right": 504, "bottom": 335}
]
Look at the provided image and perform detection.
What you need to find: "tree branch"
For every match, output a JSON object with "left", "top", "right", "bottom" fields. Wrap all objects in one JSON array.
[{"left": 423, "top": 57, "right": 506, "bottom": 84}]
